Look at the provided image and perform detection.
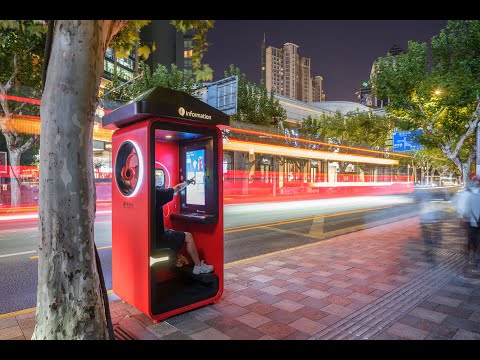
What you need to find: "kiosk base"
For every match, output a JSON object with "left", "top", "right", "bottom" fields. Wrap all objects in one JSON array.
[{"left": 151, "top": 268, "right": 219, "bottom": 316}]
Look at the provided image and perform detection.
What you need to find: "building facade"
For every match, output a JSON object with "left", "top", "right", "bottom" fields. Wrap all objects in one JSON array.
[
  {"left": 312, "top": 76, "right": 325, "bottom": 102},
  {"left": 358, "top": 44, "right": 406, "bottom": 109},
  {"left": 140, "top": 20, "right": 194, "bottom": 75},
  {"left": 262, "top": 38, "right": 324, "bottom": 103}
]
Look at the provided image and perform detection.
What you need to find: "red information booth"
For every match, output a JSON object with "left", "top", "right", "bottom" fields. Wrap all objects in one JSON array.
[{"left": 103, "top": 86, "right": 229, "bottom": 321}]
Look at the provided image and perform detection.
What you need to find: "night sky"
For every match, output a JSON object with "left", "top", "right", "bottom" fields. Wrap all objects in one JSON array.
[{"left": 203, "top": 20, "right": 447, "bottom": 102}]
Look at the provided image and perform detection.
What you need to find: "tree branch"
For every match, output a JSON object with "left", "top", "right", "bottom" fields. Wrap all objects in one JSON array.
[
  {"left": 12, "top": 102, "right": 27, "bottom": 114},
  {"left": 5, "top": 54, "right": 19, "bottom": 92},
  {"left": 18, "top": 135, "right": 38, "bottom": 154},
  {"left": 42, "top": 20, "right": 55, "bottom": 92},
  {"left": 432, "top": 107, "right": 445, "bottom": 124},
  {"left": 451, "top": 110, "right": 480, "bottom": 157},
  {"left": 418, "top": 102, "right": 427, "bottom": 119}
]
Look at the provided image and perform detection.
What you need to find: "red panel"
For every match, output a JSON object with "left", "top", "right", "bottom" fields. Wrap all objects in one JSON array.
[{"left": 111, "top": 121, "right": 151, "bottom": 316}]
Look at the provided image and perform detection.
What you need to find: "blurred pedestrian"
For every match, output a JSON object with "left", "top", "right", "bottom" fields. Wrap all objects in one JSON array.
[
  {"left": 453, "top": 179, "right": 480, "bottom": 269},
  {"left": 419, "top": 191, "right": 442, "bottom": 263}
]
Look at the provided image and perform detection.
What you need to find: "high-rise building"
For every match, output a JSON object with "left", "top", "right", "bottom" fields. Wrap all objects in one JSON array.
[
  {"left": 312, "top": 76, "right": 325, "bottom": 102},
  {"left": 262, "top": 38, "right": 324, "bottom": 103},
  {"left": 140, "top": 20, "right": 194, "bottom": 75},
  {"left": 361, "top": 44, "right": 406, "bottom": 108}
]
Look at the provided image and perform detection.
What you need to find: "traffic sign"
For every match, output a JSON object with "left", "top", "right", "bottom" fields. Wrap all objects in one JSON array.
[{"left": 392, "top": 130, "right": 424, "bottom": 152}]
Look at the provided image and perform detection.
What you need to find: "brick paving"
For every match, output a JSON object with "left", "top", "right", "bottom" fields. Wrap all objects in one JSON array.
[{"left": 2, "top": 214, "right": 480, "bottom": 340}]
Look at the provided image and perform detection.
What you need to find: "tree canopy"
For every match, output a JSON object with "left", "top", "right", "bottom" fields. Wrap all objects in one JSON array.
[
  {"left": 297, "top": 111, "right": 396, "bottom": 150},
  {"left": 371, "top": 20, "right": 480, "bottom": 182}
]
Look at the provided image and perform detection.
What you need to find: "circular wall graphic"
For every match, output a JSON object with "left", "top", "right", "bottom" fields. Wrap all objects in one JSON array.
[{"left": 115, "top": 141, "right": 143, "bottom": 196}]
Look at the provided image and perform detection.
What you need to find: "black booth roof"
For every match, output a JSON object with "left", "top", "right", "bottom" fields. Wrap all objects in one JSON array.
[{"left": 102, "top": 86, "right": 230, "bottom": 130}]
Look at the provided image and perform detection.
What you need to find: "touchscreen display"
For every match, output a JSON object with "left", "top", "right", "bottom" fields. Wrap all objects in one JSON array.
[{"left": 185, "top": 149, "right": 205, "bottom": 205}]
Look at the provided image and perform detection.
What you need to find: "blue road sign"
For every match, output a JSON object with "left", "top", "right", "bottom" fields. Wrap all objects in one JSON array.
[{"left": 392, "top": 130, "right": 424, "bottom": 152}]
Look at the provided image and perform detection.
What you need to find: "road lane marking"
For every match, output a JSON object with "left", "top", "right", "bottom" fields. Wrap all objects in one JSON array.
[
  {"left": 225, "top": 211, "right": 417, "bottom": 267},
  {"left": 0, "top": 250, "right": 36, "bottom": 259},
  {"left": 224, "top": 205, "right": 391, "bottom": 233},
  {"left": 23, "top": 207, "right": 396, "bottom": 260},
  {"left": 0, "top": 307, "right": 36, "bottom": 320}
]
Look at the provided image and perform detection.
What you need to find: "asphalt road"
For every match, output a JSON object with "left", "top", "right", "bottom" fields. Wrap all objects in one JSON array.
[{"left": 0, "top": 189, "right": 457, "bottom": 314}]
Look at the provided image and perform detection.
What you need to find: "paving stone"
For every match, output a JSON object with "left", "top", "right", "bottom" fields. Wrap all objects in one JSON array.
[
  {"left": 260, "top": 285, "right": 288, "bottom": 296},
  {"left": 272, "top": 299, "right": 304, "bottom": 312},
  {"left": 435, "top": 304, "right": 473, "bottom": 319},
  {"left": 160, "top": 331, "right": 192, "bottom": 340},
  {"left": 468, "top": 311, "right": 480, "bottom": 322},
  {"left": 317, "top": 313, "right": 342, "bottom": 327},
  {"left": 224, "top": 324, "right": 265, "bottom": 340},
  {"left": 118, "top": 317, "right": 158, "bottom": 340},
  {"left": 204, "top": 316, "right": 243, "bottom": 333},
  {"left": 417, "top": 300, "right": 439, "bottom": 311},
  {"left": 22, "top": 327, "right": 35, "bottom": 340},
  {"left": 414, "top": 319, "right": 458, "bottom": 338},
  {"left": 452, "top": 328, "right": 480, "bottom": 340},
  {"left": 236, "top": 312, "right": 271, "bottom": 328},
  {"left": 385, "top": 322, "right": 429, "bottom": 340},
  {"left": 0, "top": 326, "right": 23, "bottom": 340},
  {"left": 289, "top": 317, "right": 327, "bottom": 335},
  {"left": 245, "top": 302, "right": 277, "bottom": 315},
  {"left": 216, "top": 304, "right": 250, "bottom": 318},
  {"left": 228, "top": 294, "right": 257, "bottom": 307},
  {"left": 321, "top": 304, "right": 354, "bottom": 318},
  {"left": 257, "top": 320, "right": 296, "bottom": 339},
  {"left": 170, "top": 317, "right": 211, "bottom": 336},
  {"left": 409, "top": 307, "right": 448, "bottom": 323},
  {"left": 190, "top": 327, "right": 231, "bottom": 340},
  {"left": 325, "top": 294, "right": 354, "bottom": 307},
  {"left": 9, "top": 336, "right": 26, "bottom": 340},
  {"left": 427, "top": 295, "right": 462, "bottom": 307},
  {"left": 397, "top": 314, "right": 422, "bottom": 327},
  {"left": 373, "top": 331, "right": 406, "bottom": 340},
  {"left": 146, "top": 321, "right": 178, "bottom": 339},
  {"left": 283, "top": 330, "right": 310, "bottom": 340},
  {"left": 302, "top": 289, "right": 329, "bottom": 299},
  {"left": 0, "top": 317, "right": 18, "bottom": 331},
  {"left": 443, "top": 316, "right": 480, "bottom": 333}
]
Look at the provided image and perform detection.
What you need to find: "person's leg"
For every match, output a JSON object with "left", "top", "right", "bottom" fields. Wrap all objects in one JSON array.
[
  {"left": 184, "top": 232, "right": 214, "bottom": 274},
  {"left": 184, "top": 232, "right": 201, "bottom": 266}
]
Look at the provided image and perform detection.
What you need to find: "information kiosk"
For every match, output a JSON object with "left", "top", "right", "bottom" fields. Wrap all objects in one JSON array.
[{"left": 103, "top": 86, "right": 229, "bottom": 321}]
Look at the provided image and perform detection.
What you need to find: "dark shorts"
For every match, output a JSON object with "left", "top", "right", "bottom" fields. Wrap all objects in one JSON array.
[{"left": 158, "top": 229, "right": 186, "bottom": 253}]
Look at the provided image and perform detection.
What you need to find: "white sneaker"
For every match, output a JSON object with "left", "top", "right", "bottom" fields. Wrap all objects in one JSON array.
[{"left": 193, "top": 260, "right": 214, "bottom": 275}]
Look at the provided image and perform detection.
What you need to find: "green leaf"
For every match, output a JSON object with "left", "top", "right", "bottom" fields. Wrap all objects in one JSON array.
[{"left": 138, "top": 45, "right": 151, "bottom": 60}]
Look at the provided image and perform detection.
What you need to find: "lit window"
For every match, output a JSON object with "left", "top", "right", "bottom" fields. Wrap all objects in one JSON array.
[{"left": 184, "top": 50, "right": 193, "bottom": 58}]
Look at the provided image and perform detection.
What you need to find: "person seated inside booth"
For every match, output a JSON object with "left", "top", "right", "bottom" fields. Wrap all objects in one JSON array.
[{"left": 156, "top": 180, "right": 214, "bottom": 275}]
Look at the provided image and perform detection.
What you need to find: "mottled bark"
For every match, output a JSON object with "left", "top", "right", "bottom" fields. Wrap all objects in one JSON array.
[{"left": 33, "top": 20, "right": 122, "bottom": 340}]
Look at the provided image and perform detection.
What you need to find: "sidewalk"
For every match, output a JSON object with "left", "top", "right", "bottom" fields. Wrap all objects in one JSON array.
[{"left": 2, "top": 210, "right": 480, "bottom": 340}]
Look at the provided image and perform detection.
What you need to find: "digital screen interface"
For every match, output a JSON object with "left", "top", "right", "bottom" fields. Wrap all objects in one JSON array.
[{"left": 185, "top": 149, "right": 205, "bottom": 205}]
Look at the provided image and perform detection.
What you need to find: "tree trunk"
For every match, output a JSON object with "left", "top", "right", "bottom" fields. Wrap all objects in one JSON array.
[
  {"left": 33, "top": 20, "right": 111, "bottom": 340},
  {"left": 8, "top": 150, "right": 22, "bottom": 207},
  {"left": 461, "top": 162, "right": 470, "bottom": 187}
]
